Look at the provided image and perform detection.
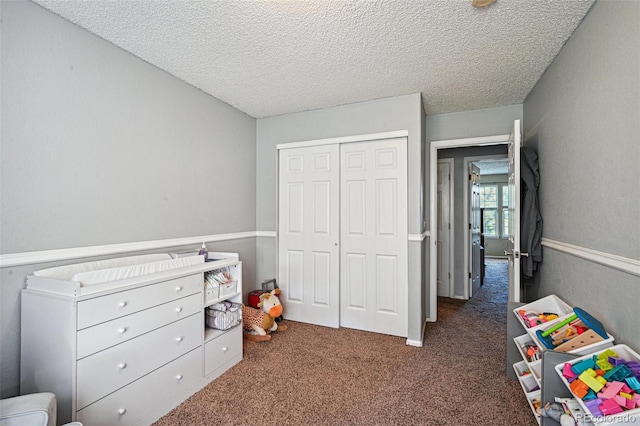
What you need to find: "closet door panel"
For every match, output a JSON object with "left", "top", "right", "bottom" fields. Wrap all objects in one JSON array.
[
  {"left": 340, "top": 138, "right": 408, "bottom": 337},
  {"left": 279, "top": 145, "right": 340, "bottom": 328}
]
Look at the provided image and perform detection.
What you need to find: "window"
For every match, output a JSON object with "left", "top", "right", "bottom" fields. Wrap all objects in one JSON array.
[
  {"left": 480, "top": 183, "right": 510, "bottom": 238},
  {"left": 501, "top": 184, "right": 509, "bottom": 237},
  {"left": 480, "top": 185, "right": 498, "bottom": 237}
]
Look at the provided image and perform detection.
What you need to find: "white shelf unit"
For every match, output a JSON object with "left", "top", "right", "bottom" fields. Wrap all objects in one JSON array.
[
  {"left": 510, "top": 295, "right": 617, "bottom": 425},
  {"left": 20, "top": 255, "right": 243, "bottom": 426}
]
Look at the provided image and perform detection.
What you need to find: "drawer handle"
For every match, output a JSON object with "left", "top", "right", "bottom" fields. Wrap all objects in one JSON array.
[
  {"left": 176, "top": 337, "right": 183, "bottom": 342},
  {"left": 118, "top": 301, "right": 127, "bottom": 308},
  {"left": 118, "top": 362, "right": 127, "bottom": 369},
  {"left": 176, "top": 374, "right": 183, "bottom": 381},
  {"left": 117, "top": 327, "right": 127, "bottom": 334},
  {"left": 175, "top": 307, "right": 183, "bottom": 313},
  {"left": 117, "top": 408, "right": 126, "bottom": 415},
  {"left": 222, "top": 347, "right": 228, "bottom": 352},
  {"left": 175, "top": 286, "right": 182, "bottom": 292}
]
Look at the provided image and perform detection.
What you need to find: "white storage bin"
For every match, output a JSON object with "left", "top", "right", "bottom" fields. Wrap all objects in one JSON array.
[
  {"left": 515, "top": 334, "right": 543, "bottom": 364},
  {"left": 219, "top": 281, "right": 238, "bottom": 298},
  {"left": 554, "top": 344, "right": 640, "bottom": 424},
  {"left": 205, "top": 285, "right": 219, "bottom": 303},
  {"left": 513, "top": 294, "right": 573, "bottom": 329},
  {"left": 527, "top": 318, "right": 615, "bottom": 356},
  {"left": 526, "top": 390, "right": 542, "bottom": 424}
]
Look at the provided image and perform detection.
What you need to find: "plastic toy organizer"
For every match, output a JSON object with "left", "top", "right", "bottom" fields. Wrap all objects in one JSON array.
[
  {"left": 512, "top": 294, "right": 617, "bottom": 424},
  {"left": 205, "top": 301, "right": 242, "bottom": 330},
  {"left": 554, "top": 344, "right": 640, "bottom": 424}
]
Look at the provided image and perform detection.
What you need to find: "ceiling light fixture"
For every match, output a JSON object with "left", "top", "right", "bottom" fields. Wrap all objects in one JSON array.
[{"left": 472, "top": 0, "right": 497, "bottom": 8}]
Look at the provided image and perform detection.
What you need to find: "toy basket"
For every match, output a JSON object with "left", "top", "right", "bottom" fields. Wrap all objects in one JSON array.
[{"left": 205, "top": 301, "right": 242, "bottom": 330}]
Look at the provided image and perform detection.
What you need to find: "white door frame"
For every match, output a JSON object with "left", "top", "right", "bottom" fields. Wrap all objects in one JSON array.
[
  {"left": 462, "top": 154, "right": 508, "bottom": 300},
  {"left": 436, "top": 159, "right": 454, "bottom": 298},
  {"left": 429, "top": 134, "right": 510, "bottom": 322}
]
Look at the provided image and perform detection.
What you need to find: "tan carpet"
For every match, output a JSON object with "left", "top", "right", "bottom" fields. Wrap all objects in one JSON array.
[{"left": 154, "top": 259, "right": 537, "bottom": 425}]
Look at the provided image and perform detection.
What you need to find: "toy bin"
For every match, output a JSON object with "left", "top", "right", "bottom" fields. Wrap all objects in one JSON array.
[
  {"left": 527, "top": 316, "right": 615, "bottom": 357},
  {"left": 515, "top": 334, "right": 543, "bottom": 364},
  {"left": 554, "top": 344, "right": 640, "bottom": 425},
  {"left": 513, "top": 294, "right": 573, "bottom": 330},
  {"left": 526, "top": 390, "right": 542, "bottom": 424},
  {"left": 205, "top": 302, "right": 242, "bottom": 330}
]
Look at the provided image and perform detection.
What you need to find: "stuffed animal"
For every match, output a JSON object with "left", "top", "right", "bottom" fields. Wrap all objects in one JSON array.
[
  {"left": 536, "top": 402, "right": 574, "bottom": 426},
  {"left": 242, "top": 289, "right": 287, "bottom": 341}
]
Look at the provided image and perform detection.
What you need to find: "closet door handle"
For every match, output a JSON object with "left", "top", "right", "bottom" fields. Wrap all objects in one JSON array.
[
  {"left": 117, "top": 327, "right": 127, "bottom": 334},
  {"left": 175, "top": 307, "right": 183, "bottom": 313},
  {"left": 118, "top": 301, "right": 127, "bottom": 308},
  {"left": 176, "top": 336, "right": 183, "bottom": 342},
  {"left": 118, "top": 362, "right": 127, "bottom": 369},
  {"left": 176, "top": 374, "right": 183, "bottom": 381},
  {"left": 175, "top": 286, "right": 183, "bottom": 292},
  {"left": 117, "top": 408, "right": 126, "bottom": 415}
]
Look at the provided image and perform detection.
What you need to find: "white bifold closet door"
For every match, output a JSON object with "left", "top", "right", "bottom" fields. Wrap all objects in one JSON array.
[
  {"left": 278, "top": 144, "right": 340, "bottom": 328},
  {"left": 278, "top": 137, "right": 408, "bottom": 337}
]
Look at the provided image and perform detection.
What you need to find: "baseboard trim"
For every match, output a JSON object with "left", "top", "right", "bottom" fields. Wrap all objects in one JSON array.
[
  {"left": 541, "top": 238, "right": 640, "bottom": 277},
  {"left": 0, "top": 231, "right": 259, "bottom": 268}
]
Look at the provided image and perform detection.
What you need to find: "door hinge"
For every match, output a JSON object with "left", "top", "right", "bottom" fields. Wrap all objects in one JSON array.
[
  {"left": 469, "top": 174, "right": 472, "bottom": 181},
  {"left": 469, "top": 223, "right": 471, "bottom": 230},
  {"left": 468, "top": 272, "right": 472, "bottom": 279}
]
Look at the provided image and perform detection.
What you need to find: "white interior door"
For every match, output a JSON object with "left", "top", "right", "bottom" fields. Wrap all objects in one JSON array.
[
  {"left": 507, "top": 119, "right": 522, "bottom": 303},
  {"left": 278, "top": 145, "right": 340, "bottom": 327},
  {"left": 437, "top": 160, "right": 452, "bottom": 297},
  {"left": 469, "top": 164, "right": 482, "bottom": 297},
  {"left": 340, "top": 138, "right": 408, "bottom": 337}
]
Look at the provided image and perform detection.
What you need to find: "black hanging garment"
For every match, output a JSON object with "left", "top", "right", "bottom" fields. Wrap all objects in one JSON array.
[{"left": 520, "top": 147, "right": 543, "bottom": 280}]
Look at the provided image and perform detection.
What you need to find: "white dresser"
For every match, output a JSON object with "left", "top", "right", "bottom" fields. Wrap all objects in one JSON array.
[{"left": 20, "top": 255, "right": 243, "bottom": 426}]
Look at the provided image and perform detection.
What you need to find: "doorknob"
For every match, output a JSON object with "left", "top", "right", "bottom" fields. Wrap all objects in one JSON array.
[{"left": 504, "top": 250, "right": 529, "bottom": 259}]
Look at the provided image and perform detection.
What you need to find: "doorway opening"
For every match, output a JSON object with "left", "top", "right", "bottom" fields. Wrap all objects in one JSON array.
[{"left": 428, "top": 133, "right": 513, "bottom": 322}]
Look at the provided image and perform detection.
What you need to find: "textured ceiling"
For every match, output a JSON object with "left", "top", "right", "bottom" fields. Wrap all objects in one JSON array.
[
  {"left": 32, "top": 0, "right": 595, "bottom": 119},
  {"left": 475, "top": 159, "right": 509, "bottom": 175}
]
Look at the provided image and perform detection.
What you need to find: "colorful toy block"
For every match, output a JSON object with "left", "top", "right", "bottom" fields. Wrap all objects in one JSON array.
[
  {"left": 579, "top": 368, "right": 607, "bottom": 392},
  {"left": 596, "top": 358, "right": 614, "bottom": 371},
  {"left": 627, "top": 377, "right": 640, "bottom": 392},
  {"left": 585, "top": 398, "right": 603, "bottom": 416},
  {"left": 600, "top": 399, "right": 624, "bottom": 415},
  {"left": 572, "top": 359, "right": 596, "bottom": 375},
  {"left": 597, "top": 381, "right": 625, "bottom": 400},
  {"left": 571, "top": 378, "right": 590, "bottom": 399},
  {"left": 562, "top": 363, "right": 577, "bottom": 380},
  {"left": 604, "top": 364, "right": 632, "bottom": 382}
]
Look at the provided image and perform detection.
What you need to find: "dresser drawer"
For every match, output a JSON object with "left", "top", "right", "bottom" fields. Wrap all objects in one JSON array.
[
  {"left": 77, "top": 347, "right": 202, "bottom": 426},
  {"left": 77, "top": 293, "right": 201, "bottom": 359},
  {"left": 77, "top": 274, "right": 201, "bottom": 330},
  {"left": 204, "top": 326, "right": 242, "bottom": 376},
  {"left": 77, "top": 313, "right": 200, "bottom": 409}
]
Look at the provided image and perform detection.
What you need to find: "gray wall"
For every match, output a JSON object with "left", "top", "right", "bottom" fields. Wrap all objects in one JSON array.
[
  {"left": 428, "top": 105, "right": 523, "bottom": 299},
  {"left": 523, "top": 0, "right": 639, "bottom": 345},
  {"left": 438, "top": 145, "right": 509, "bottom": 298},
  {"left": 256, "top": 93, "right": 426, "bottom": 342},
  {"left": 0, "top": 1, "right": 257, "bottom": 398}
]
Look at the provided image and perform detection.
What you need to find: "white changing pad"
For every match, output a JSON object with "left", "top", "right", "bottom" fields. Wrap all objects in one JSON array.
[{"left": 34, "top": 253, "right": 204, "bottom": 286}]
